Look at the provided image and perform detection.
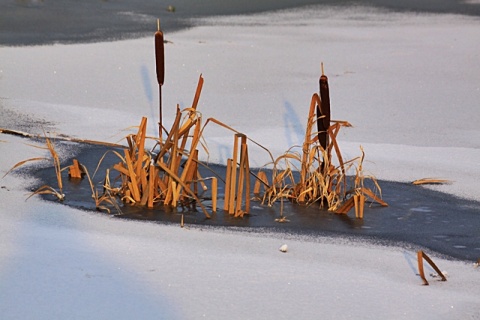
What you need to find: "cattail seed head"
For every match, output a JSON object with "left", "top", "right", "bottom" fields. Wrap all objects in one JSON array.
[{"left": 155, "top": 19, "right": 165, "bottom": 86}]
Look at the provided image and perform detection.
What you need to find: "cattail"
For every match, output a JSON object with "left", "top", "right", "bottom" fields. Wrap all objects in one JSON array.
[
  {"left": 155, "top": 19, "right": 165, "bottom": 138},
  {"left": 155, "top": 19, "right": 165, "bottom": 86},
  {"left": 317, "top": 62, "right": 330, "bottom": 150}
]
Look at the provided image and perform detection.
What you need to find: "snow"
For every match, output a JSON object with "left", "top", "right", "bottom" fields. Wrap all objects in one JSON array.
[{"left": 1, "top": 5, "right": 480, "bottom": 319}]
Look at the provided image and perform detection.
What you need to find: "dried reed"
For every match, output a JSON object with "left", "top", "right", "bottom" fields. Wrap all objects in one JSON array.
[
  {"left": 417, "top": 250, "right": 447, "bottom": 285},
  {"left": 83, "top": 165, "right": 122, "bottom": 214},
  {"left": 412, "top": 178, "right": 451, "bottom": 185},
  {"left": 4, "top": 134, "right": 65, "bottom": 201},
  {"left": 68, "top": 159, "right": 84, "bottom": 179},
  {"left": 224, "top": 134, "right": 251, "bottom": 217}
]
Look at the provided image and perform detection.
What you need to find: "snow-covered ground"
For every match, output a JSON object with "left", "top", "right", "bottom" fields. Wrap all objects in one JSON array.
[{"left": 1, "top": 6, "right": 480, "bottom": 319}]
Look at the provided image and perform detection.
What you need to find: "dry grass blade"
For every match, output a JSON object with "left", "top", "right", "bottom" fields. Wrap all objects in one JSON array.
[
  {"left": 81, "top": 165, "right": 121, "bottom": 213},
  {"left": 200, "top": 117, "right": 275, "bottom": 165},
  {"left": 1, "top": 128, "right": 125, "bottom": 148},
  {"left": 5, "top": 133, "right": 66, "bottom": 202},
  {"left": 361, "top": 187, "right": 388, "bottom": 207},
  {"left": 26, "top": 185, "right": 64, "bottom": 201},
  {"left": 191, "top": 74, "right": 204, "bottom": 110},
  {"left": 2, "top": 157, "right": 48, "bottom": 178},
  {"left": 44, "top": 137, "right": 63, "bottom": 192},
  {"left": 94, "top": 149, "right": 126, "bottom": 178},
  {"left": 412, "top": 178, "right": 451, "bottom": 185}
]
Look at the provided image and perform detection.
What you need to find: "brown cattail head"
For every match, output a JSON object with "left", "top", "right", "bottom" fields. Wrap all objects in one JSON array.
[
  {"left": 319, "top": 73, "right": 330, "bottom": 129},
  {"left": 317, "top": 63, "right": 331, "bottom": 150},
  {"left": 155, "top": 19, "right": 165, "bottom": 86}
]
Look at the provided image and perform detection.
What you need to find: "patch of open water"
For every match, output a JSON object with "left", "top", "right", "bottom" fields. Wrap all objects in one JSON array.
[{"left": 32, "top": 142, "right": 480, "bottom": 262}]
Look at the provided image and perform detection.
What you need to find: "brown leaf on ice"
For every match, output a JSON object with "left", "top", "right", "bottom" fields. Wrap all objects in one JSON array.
[{"left": 412, "top": 178, "right": 452, "bottom": 185}]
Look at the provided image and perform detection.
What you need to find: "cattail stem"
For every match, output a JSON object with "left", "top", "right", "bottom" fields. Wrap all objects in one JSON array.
[{"left": 159, "top": 86, "right": 163, "bottom": 140}]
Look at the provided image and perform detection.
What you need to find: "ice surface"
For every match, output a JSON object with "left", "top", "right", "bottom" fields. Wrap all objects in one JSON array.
[{"left": 1, "top": 6, "right": 480, "bottom": 319}]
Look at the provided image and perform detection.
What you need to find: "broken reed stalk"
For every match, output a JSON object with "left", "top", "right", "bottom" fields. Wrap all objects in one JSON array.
[
  {"left": 224, "top": 159, "right": 233, "bottom": 212},
  {"left": 211, "top": 177, "right": 218, "bottom": 212},
  {"left": 68, "top": 159, "right": 84, "bottom": 179},
  {"left": 155, "top": 18, "right": 165, "bottom": 140},
  {"left": 253, "top": 171, "right": 269, "bottom": 199},
  {"left": 353, "top": 194, "right": 365, "bottom": 218},
  {"left": 417, "top": 250, "right": 447, "bottom": 285},
  {"left": 224, "top": 133, "right": 251, "bottom": 217}
]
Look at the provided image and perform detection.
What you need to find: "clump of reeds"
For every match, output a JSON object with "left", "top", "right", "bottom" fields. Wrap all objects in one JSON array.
[
  {"left": 251, "top": 66, "right": 388, "bottom": 218},
  {"left": 95, "top": 75, "right": 217, "bottom": 218},
  {"left": 4, "top": 66, "right": 387, "bottom": 220},
  {"left": 4, "top": 18, "right": 388, "bottom": 220},
  {"left": 254, "top": 93, "right": 384, "bottom": 216}
]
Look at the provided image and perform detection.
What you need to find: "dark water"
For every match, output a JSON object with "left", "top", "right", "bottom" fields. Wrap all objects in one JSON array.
[
  {"left": 1, "top": 0, "right": 480, "bottom": 46},
  {"left": 31, "top": 141, "right": 480, "bottom": 262}
]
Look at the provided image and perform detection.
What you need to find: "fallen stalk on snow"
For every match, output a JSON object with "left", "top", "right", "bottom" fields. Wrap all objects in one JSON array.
[
  {"left": 417, "top": 250, "right": 447, "bottom": 285},
  {"left": 412, "top": 178, "right": 451, "bottom": 185}
]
